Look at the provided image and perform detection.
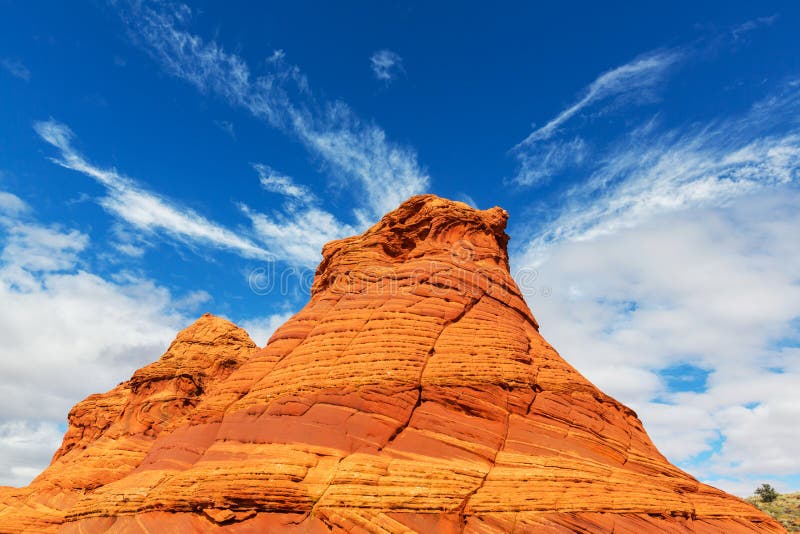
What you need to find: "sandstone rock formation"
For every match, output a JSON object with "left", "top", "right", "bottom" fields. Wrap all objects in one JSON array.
[{"left": 0, "top": 195, "right": 784, "bottom": 532}]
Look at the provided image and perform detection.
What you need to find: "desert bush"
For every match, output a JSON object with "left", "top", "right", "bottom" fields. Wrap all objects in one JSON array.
[{"left": 754, "top": 483, "right": 779, "bottom": 503}]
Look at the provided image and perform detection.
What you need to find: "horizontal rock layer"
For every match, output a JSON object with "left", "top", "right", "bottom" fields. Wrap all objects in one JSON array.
[{"left": 0, "top": 195, "right": 784, "bottom": 533}]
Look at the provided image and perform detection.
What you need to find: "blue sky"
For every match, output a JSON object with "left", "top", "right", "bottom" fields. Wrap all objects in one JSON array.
[{"left": 1, "top": 1, "right": 800, "bottom": 496}]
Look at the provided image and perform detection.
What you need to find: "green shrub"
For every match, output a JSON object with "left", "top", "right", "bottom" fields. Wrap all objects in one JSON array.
[{"left": 755, "top": 483, "right": 779, "bottom": 503}]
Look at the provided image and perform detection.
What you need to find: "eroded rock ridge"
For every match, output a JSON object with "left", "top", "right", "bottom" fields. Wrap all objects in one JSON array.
[{"left": 0, "top": 195, "right": 783, "bottom": 533}]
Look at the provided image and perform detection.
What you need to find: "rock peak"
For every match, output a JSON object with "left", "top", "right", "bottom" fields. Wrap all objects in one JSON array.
[
  {"left": 0, "top": 195, "right": 781, "bottom": 533},
  {"left": 312, "top": 194, "right": 511, "bottom": 295},
  {"left": 173, "top": 312, "right": 253, "bottom": 345},
  {"left": 131, "top": 313, "right": 257, "bottom": 386}
]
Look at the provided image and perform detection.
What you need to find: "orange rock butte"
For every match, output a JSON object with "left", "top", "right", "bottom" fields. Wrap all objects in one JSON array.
[{"left": 0, "top": 195, "right": 785, "bottom": 533}]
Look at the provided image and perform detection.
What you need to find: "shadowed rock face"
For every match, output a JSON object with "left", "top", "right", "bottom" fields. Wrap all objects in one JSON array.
[{"left": 0, "top": 195, "right": 785, "bottom": 533}]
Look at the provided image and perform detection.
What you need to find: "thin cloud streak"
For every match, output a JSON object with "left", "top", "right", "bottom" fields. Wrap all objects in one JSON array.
[
  {"left": 252, "top": 163, "right": 314, "bottom": 201},
  {"left": 34, "top": 119, "right": 354, "bottom": 266},
  {"left": 515, "top": 84, "right": 800, "bottom": 268},
  {"left": 118, "top": 1, "right": 428, "bottom": 220},
  {"left": 34, "top": 119, "right": 271, "bottom": 260},
  {"left": 512, "top": 136, "right": 589, "bottom": 187},
  {"left": 509, "top": 49, "right": 683, "bottom": 186},
  {"left": 0, "top": 58, "right": 31, "bottom": 81},
  {"left": 510, "top": 19, "right": 784, "bottom": 187},
  {"left": 515, "top": 50, "right": 682, "bottom": 147},
  {"left": 245, "top": 163, "right": 356, "bottom": 265},
  {"left": 241, "top": 201, "right": 356, "bottom": 267},
  {"left": 731, "top": 14, "right": 778, "bottom": 41}
]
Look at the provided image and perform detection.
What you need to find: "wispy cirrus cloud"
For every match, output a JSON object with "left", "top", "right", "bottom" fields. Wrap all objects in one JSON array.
[
  {"left": 518, "top": 50, "right": 683, "bottom": 146},
  {"left": 252, "top": 163, "right": 313, "bottom": 201},
  {"left": 510, "top": 35, "right": 800, "bottom": 493},
  {"left": 731, "top": 14, "right": 778, "bottom": 41},
  {"left": 370, "top": 49, "right": 404, "bottom": 83},
  {"left": 512, "top": 137, "right": 590, "bottom": 187},
  {"left": 241, "top": 202, "right": 355, "bottom": 267},
  {"left": 510, "top": 49, "right": 683, "bottom": 186},
  {"left": 0, "top": 58, "right": 31, "bottom": 81},
  {"left": 34, "top": 119, "right": 356, "bottom": 266},
  {"left": 244, "top": 164, "right": 356, "bottom": 265},
  {"left": 34, "top": 119, "right": 271, "bottom": 260},
  {"left": 515, "top": 84, "right": 800, "bottom": 267},
  {"left": 117, "top": 1, "right": 428, "bottom": 220},
  {"left": 509, "top": 17, "right": 785, "bottom": 188}
]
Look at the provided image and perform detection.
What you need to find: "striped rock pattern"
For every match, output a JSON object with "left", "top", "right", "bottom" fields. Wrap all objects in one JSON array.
[{"left": 0, "top": 195, "right": 784, "bottom": 533}]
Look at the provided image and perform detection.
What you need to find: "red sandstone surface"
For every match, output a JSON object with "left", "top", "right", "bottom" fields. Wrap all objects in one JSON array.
[{"left": 0, "top": 195, "right": 784, "bottom": 532}]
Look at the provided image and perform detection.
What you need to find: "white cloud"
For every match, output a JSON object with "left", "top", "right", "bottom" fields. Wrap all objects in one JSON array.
[
  {"left": 34, "top": 119, "right": 355, "bottom": 267},
  {"left": 508, "top": 54, "right": 800, "bottom": 492},
  {"left": 117, "top": 2, "right": 428, "bottom": 220},
  {"left": 292, "top": 102, "right": 429, "bottom": 218},
  {"left": 370, "top": 49, "right": 404, "bottom": 82},
  {"left": 267, "top": 49, "right": 286, "bottom": 63},
  {"left": 0, "top": 191, "right": 30, "bottom": 216},
  {"left": 0, "top": 236, "right": 188, "bottom": 423},
  {"left": 456, "top": 193, "right": 477, "bottom": 208},
  {"left": 252, "top": 163, "right": 313, "bottom": 201},
  {"left": 34, "top": 119, "right": 271, "bottom": 260},
  {"left": 1, "top": 223, "right": 88, "bottom": 274},
  {"left": 731, "top": 14, "right": 778, "bottom": 41},
  {"left": 172, "top": 289, "right": 212, "bottom": 311},
  {"left": 240, "top": 311, "right": 293, "bottom": 347},
  {"left": 512, "top": 136, "right": 589, "bottom": 187},
  {"left": 0, "top": 192, "right": 301, "bottom": 486},
  {"left": 518, "top": 191, "right": 800, "bottom": 495},
  {"left": 0, "top": 421, "right": 62, "bottom": 487},
  {"left": 0, "top": 58, "right": 31, "bottom": 81},
  {"left": 510, "top": 21, "right": 786, "bottom": 188},
  {"left": 241, "top": 202, "right": 356, "bottom": 267},
  {"left": 245, "top": 163, "right": 355, "bottom": 265},
  {"left": 515, "top": 86, "right": 800, "bottom": 268},
  {"left": 516, "top": 50, "right": 681, "bottom": 146},
  {"left": 0, "top": 196, "right": 201, "bottom": 486},
  {"left": 511, "top": 49, "right": 682, "bottom": 185}
]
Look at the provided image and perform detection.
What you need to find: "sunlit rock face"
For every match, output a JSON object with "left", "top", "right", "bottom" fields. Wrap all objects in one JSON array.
[{"left": 0, "top": 195, "right": 784, "bottom": 533}]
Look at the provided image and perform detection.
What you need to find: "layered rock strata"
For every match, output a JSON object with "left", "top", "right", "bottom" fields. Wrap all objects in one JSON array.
[{"left": 0, "top": 195, "right": 784, "bottom": 533}]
